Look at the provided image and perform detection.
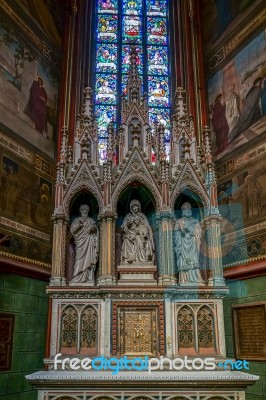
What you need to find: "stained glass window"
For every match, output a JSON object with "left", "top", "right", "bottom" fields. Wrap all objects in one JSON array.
[{"left": 95, "top": 0, "right": 170, "bottom": 163}]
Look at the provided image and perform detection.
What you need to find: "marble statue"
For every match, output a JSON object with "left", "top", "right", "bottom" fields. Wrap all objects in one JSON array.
[
  {"left": 70, "top": 204, "right": 99, "bottom": 284},
  {"left": 121, "top": 199, "right": 154, "bottom": 263},
  {"left": 174, "top": 202, "right": 204, "bottom": 284}
]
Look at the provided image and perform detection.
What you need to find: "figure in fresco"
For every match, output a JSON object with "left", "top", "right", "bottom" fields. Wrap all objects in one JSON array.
[
  {"left": 6, "top": 165, "right": 20, "bottom": 216},
  {"left": 28, "top": 76, "right": 48, "bottom": 138},
  {"left": 35, "top": 183, "right": 51, "bottom": 229},
  {"left": 233, "top": 175, "right": 263, "bottom": 221},
  {"left": 121, "top": 199, "right": 154, "bottom": 263},
  {"left": 211, "top": 93, "right": 229, "bottom": 153},
  {"left": 229, "top": 76, "right": 265, "bottom": 143},
  {"left": 174, "top": 202, "right": 205, "bottom": 285},
  {"left": 0, "top": 163, "right": 7, "bottom": 212},
  {"left": 225, "top": 85, "right": 240, "bottom": 132},
  {"left": 70, "top": 204, "right": 99, "bottom": 284}
]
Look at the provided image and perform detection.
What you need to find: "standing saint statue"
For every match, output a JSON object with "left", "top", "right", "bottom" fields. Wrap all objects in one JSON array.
[
  {"left": 121, "top": 199, "right": 154, "bottom": 263},
  {"left": 70, "top": 204, "right": 99, "bottom": 284},
  {"left": 174, "top": 202, "right": 205, "bottom": 285}
]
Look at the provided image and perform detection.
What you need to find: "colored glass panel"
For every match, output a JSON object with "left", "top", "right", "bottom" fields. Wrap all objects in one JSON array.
[
  {"left": 95, "top": 0, "right": 170, "bottom": 161},
  {"left": 147, "top": 0, "right": 167, "bottom": 16},
  {"left": 96, "top": 44, "right": 117, "bottom": 73},
  {"left": 121, "top": 45, "right": 143, "bottom": 74},
  {"left": 98, "top": 0, "right": 118, "bottom": 13},
  {"left": 98, "top": 139, "right": 108, "bottom": 163},
  {"left": 147, "top": 46, "right": 168, "bottom": 75},
  {"left": 123, "top": 0, "right": 142, "bottom": 14},
  {"left": 122, "top": 15, "right": 142, "bottom": 43},
  {"left": 95, "top": 105, "right": 116, "bottom": 137},
  {"left": 147, "top": 17, "right": 167, "bottom": 45},
  {"left": 149, "top": 108, "right": 170, "bottom": 127},
  {"left": 95, "top": 74, "right": 116, "bottom": 104},
  {"left": 148, "top": 76, "right": 169, "bottom": 106},
  {"left": 97, "top": 15, "right": 118, "bottom": 42}
]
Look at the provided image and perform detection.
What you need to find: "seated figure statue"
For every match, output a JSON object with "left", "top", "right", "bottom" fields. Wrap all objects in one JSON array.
[
  {"left": 70, "top": 204, "right": 99, "bottom": 284},
  {"left": 121, "top": 199, "right": 154, "bottom": 263},
  {"left": 174, "top": 202, "right": 205, "bottom": 285}
]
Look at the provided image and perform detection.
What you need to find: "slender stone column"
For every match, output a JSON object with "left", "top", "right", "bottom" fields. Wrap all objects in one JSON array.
[
  {"left": 98, "top": 214, "right": 115, "bottom": 285},
  {"left": 50, "top": 214, "right": 67, "bottom": 286},
  {"left": 204, "top": 215, "right": 225, "bottom": 286},
  {"left": 158, "top": 212, "right": 176, "bottom": 286}
]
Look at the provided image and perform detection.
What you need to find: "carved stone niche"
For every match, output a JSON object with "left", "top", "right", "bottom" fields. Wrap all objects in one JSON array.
[
  {"left": 59, "top": 303, "right": 99, "bottom": 356},
  {"left": 115, "top": 183, "right": 157, "bottom": 286},
  {"left": 176, "top": 303, "right": 217, "bottom": 356},
  {"left": 66, "top": 192, "right": 99, "bottom": 286},
  {"left": 173, "top": 192, "right": 208, "bottom": 285}
]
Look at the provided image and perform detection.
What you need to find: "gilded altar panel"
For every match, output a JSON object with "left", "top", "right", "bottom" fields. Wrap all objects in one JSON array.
[{"left": 112, "top": 301, "right": 164, "bottom": 357}]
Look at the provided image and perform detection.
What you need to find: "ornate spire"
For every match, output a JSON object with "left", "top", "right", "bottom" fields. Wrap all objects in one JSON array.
[
  {"left": 126, "top": 47, "right": 142, "bottom": 105},
  {"left": 107, "top": 122, "right": 115, "bottom": 162},
  {"left": 82, "top": 87, "right": 94, "bottom": 121}
]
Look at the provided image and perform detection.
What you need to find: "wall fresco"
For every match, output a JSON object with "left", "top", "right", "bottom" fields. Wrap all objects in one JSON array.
[
  {"left": 203, "top": 0, "right": 263, "bottom": 57},
  {"left": 0, "top": 21, "right": 59, "bottom": 158},
  {"left": 208, "top": 29, "right": 266, "bottom": 160},
  {"left": 0, "top": 155, "right": 53, "bottom": 233}
]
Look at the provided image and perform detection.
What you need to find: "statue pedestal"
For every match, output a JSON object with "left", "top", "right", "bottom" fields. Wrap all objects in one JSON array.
[{"left": 117, "top": 262, "right": 157, "bottom": 286}]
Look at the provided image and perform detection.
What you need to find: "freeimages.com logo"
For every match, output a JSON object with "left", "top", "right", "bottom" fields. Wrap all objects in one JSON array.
[{"left": 53, "top": 354, "right": 250, "bottom": 375}]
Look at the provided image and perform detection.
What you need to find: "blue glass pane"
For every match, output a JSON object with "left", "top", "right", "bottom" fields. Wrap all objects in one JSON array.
[
  {"left": 123, "top": 15, "right": 142, "bottom": 43},
  {"left": 98, "top": 0, "right": 118, "bottom": 13},
  {"left": 147, "top": 46, "right": 168, "bottom": 75},
  {"left": 165, "top": 141, "right": 170, "bottom": 158},
  {"left": 121, "top": 45, "right": 143, "bottom": 74},
  {"left": 149, "top": 107, "right": 170, "bottom": 139},
  {"left": 95, "top": 105, "right": 116, "bottom": 136},
  {"left": 123, "top": 0, "right": 142, "bottom": 14},
  {"left": 149, "top": 107, "right": 170, "bottom": 126},
  {"left": 95, "top": 74, "right": 116, "bottom": 104},
  {"left": 148, "top": 76, "right": 169, "bottom": 106},
  {"left": 147, "top": 17, "right": 167, "bottom": 45},
  {"left": 97, "top": 15, "right": 118, "bottom": 42},
  {"left": 147, "top": 0, "right": 167, "bottom": 16},
  {"left": 96, "top": 44, "right": 117, "bottom": 73}
]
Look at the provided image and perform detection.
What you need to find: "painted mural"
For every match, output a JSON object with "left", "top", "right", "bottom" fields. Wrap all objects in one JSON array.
[
  {"left": 203, "top": 0, "right": 263, "bottom": 56},
  {"left": 0, "top": 155, "right": 53, "bottom": 233},
  {"left": 14, "top": 0, "right": 62, "bottom": 45},
  {"left": 208, "top": 29, "right": 266, "bottom": 160},
  {"left": 217, "top": 156, "right": 266, "bottom": 265},
  {"left": 0, "top": 21, "right": 59, "bottom": 158}
]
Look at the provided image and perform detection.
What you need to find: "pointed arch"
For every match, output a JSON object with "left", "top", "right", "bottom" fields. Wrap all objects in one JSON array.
[{"left": 63, "top": 160, "right": 103, "bottom": 214}]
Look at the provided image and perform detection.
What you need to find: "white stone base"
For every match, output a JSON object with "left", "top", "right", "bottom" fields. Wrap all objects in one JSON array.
[
  {"left": 26, "top": 370, "right": 258, "bottom": 400},
  {"left": 68, "top": 281, "right": 95, "bottom": 287},
  {"left": 117, "top": 263, "right": 157, "bottom": 286}
]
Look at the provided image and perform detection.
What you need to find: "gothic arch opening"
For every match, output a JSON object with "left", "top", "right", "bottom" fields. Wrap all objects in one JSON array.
[
  {"left": 174, "top": 190, "right": 204, "bottom": 221},
  {"left": 66, "top": 191, "right": 100, "bottom": 283},
  {"left": 197, "top": 305, "right": 217, "bottom": 355},
  {"left": 115, "top": 181, "right": 157, "bottom": 267},
  {"left": 60, "top": 305, "right": 78, "bottom": 355},
  {"left": 174, "top": 190, "right": 208, "bottom": 281},
  {"left": 177, "top": 305, "right": 196, "bottom": 355},
  {"left": 80, "top": 305, "right": 98, "bottom": 356}
]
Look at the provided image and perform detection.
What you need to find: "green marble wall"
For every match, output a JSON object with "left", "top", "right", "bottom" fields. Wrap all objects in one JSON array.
[
  {"left": 0, "top": 272, "right": 48, "bottom": 400},
  {"left": 224, "top": 276, "right": 266, "bottom": 399}
]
